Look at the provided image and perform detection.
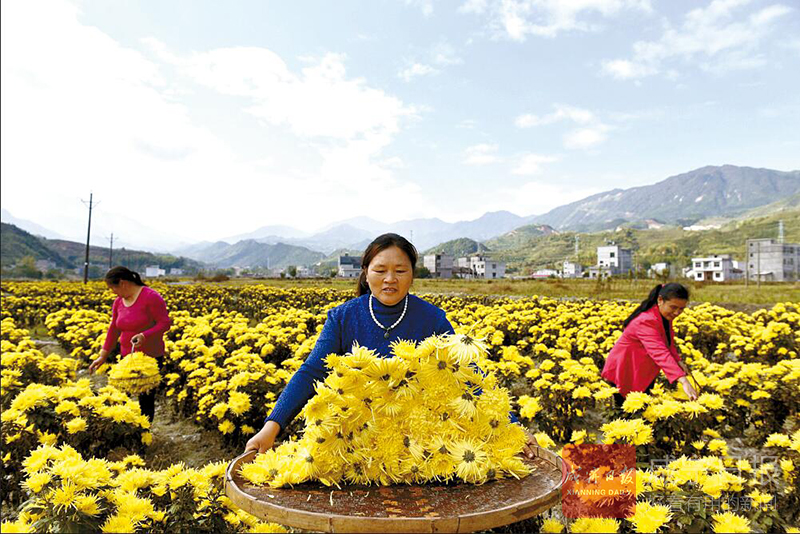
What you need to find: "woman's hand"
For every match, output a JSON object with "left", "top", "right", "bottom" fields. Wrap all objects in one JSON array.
[
  {"left": 245, "top": 421, "right": 281, "bottom": 454},
  {"left": 131, "top": 333, "right": 145, "bottom": 347},
  {"left": 89, "top": 352, "right": 108, "bottom": 374},
  {"left": 521, "top": 430, "right": 539, "bottom": 460},
  {"left": 678, "top": 376, "right": 698, "bottom": 401}
]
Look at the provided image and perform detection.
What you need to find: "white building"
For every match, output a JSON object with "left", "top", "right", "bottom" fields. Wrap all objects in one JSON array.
[
  {"left": 456, "top": 255, "right": 506, "bottom": 279},
  {"left": 587, "top": 266, "right": 613, "bottom": 279},
  {"left": 688, "top": 254, "right": 743, "bottom": 282},
  {"left": 597, "top": 244, "right": 633, "bottom": 274},
  {"left": 337, "top": 254, "right": 361, "bottom": 278},
  {"left": 169, "top": 268, "right": 184, "bottom": 276},
  {"left": 561, "top": 261, "right": 583, "bottom": 279},
  {"left": 423, "top": 254, "right": 453, "bottom": 278},
  {"left": 145, "top": 265, "right": 166, "bottom": 278},
  {"left": 296, "top": 266, "right": 316, "bottom": 278},
  {"left": 648, "top": 262, "right": 671, "bottom": 278},
  {"left": 533, "top": 269, "right": 559, "bottom": 279},
  {"left": 746, "top": 239, "right": 799, "bottom": 282}
]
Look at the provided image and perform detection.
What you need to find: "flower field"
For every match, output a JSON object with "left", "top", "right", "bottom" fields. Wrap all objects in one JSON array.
[{"left": 1, "top": 280, "right": 799, "bottom": 533}]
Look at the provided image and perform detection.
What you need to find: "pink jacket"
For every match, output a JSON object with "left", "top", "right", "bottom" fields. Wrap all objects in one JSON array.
[
  {"left": 601, "top": 306, "right": 685, "bottom": 397},
  {"left": 103, "top": 286, "right": 171, "bottom": 357}
]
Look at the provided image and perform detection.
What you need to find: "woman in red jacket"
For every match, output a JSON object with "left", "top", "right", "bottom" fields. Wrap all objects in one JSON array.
[
  {"left": 602, "top": 283, "right": 698, "bottom": 408},
  {"left": 89, "top": 266, "right": 172, "bottom": 421}
]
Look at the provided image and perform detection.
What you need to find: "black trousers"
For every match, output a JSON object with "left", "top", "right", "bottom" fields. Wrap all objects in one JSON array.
[
  {"left": 612, "top": 378, "right": 656, "bottom": 409},
  {"left": 139, "top": 390, "right": 156, "bottom": 422}
]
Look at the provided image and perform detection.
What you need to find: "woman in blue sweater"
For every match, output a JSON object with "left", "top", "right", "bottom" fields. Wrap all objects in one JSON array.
[{"left": 245, "top": 233, "right": 537, "bottom": 458}]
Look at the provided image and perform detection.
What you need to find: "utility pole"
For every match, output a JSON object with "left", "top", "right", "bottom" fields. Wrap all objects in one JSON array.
[
  {"left": 107, "top": 233, "right": 115, "bottom": 269},
  {"left": 757, "top": 239, "right": 761, "bottom": 289},
  {"left": 81, "top": 193, "right": 99, "bottom": 284},
  {"left": 745, "top": 240, "right": 749, "bottom": 288},
  {"left": 410, "top": 230, "right": 414, "bottom": 244}
]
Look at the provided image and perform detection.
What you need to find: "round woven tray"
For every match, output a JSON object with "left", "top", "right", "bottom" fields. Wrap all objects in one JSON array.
[{"left": 226, "top": 446, "right": 565, "bottom": 533}]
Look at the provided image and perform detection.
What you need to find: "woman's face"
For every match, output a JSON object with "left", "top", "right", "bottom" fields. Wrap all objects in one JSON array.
[
  {"left": 366, "top": 246, "right": 413, "bottom": 306},
  {"left": 657, "top": 296, "right": 688, "bottom": 322},
  {"left": 107, "top": 280, "right": 134, "bottom": 299}
]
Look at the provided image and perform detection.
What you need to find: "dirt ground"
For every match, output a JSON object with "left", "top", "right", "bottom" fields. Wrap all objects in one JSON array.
[{"left": 33, "top": 336, "right": 241, "bottom": 471}]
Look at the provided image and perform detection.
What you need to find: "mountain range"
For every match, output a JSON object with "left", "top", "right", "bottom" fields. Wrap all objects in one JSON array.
[
  {"left": 531, "top": 165, "right": 800, "bottom": 232},
  {"left": 3, "top": 165, "right": 798, "bottom": 271}
]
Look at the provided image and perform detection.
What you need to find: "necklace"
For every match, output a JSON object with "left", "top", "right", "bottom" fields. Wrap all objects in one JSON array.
[{"left": 369, "top": 294, "right": 408, "bottom": 339}]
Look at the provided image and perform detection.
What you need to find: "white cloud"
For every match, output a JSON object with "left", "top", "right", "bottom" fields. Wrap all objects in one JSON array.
[
  {"left": 515, "top": 105, "right": 596, "bottom": 128},
  {"left": 600, "top": 58, "right": 657, "bottom": 79},
  {"left": 461, "top": 0, "right": 652, "bottom": 41},
  {"left": 511, "top": 153, "right": 558, "bottom": 175},
  {"left": 431, "top": 41, "right": 464, "bottom": 66},
  {"left": 398, "top": 40, "right": 462, "bottom": 83},
  {"left": 515, "top": 104, "right": 610, "bottom": 150},
  {"left": 463, "top": 144, "right": 501, "bottom": 165},
  {"left": 563, "top": 126, "right": 609, "bottom": 149},
  {"left": 458, "top": 0, "right": 488, "bottom": 14},
  {"left": 398, "top": 62, "right": 438, "bottom": 82},
  {"left": 161, "top": 46, "right": 418, "bottom": 142},
  {"left": 405, "top": 0, "right": 434, "bottom": 17},
  {"left": 1, "top": 0, "right": 434, "bottom": 247},
  {"left": 380, "top": 156, "right": 407, "bottom": 169},
  {"left": 602, "top": 0, "right": 792, "bottom": 80}
]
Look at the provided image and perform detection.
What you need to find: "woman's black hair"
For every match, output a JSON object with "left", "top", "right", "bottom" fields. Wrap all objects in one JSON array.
[
  {"left": 105, "top": 266, "right": 147, "bottom": 287},
  {"left": 356, "top": 233, "right": 418, "bottom": 296},
  {"left": 623, "top": 282, "right": 689, "bottom": 329}
]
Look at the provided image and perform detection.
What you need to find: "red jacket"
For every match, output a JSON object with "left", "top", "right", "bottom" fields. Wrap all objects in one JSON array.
[
  {"left": 103, "top": 286, "right": 171, "bottom": 357},
  {"left": 601, "top": 306, "right": 685, "bottom": 397}
]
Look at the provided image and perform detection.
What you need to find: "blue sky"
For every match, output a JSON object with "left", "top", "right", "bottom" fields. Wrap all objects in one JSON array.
[{"left": 2, "top": 0, "right": 799, "bottom": 249}]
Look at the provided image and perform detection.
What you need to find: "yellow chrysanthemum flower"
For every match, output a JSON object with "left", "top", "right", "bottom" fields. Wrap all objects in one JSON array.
[{"left": 711, "top": 512, "right": 751, "bottom": 533}]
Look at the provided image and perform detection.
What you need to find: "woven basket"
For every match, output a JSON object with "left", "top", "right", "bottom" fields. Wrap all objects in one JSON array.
[
  {"left": 108, "top": 347, "right": 162, "bottom": 395},
  {"left": 108, "top": 373, "right": 161, "bottom": 395}
]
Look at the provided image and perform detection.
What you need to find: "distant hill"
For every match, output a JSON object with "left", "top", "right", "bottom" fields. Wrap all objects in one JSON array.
[
  {"left": 283, "top": 224, "right": 374, "bottom": 255},
  {"left": 1, "top": 223, "right": 70, "bottom": 267},
  {"left": 180, "top": 239, "right": 325, "bottom": 269},
  {"left": 533, "top": 165, "right": 800, "bottom": 231},
  {"left": 486, "top": 207, "right": 800, "bottom": 274},
  {"left": 482, "top": 224, "right": 558, "bottom": 251},
  {"left": 46, "top": 238, "right": 203, "bottom": 273},
  {"left": 424, "top": 238, "right": 491, "bottom": 258},
  {"left": 222, "top": 224, "right": 310, "bottom": 243},
  {"left": 189, "top": 211, "right": 537, "bottom": 255},
  {"left": 1, "top": 209, "right": 65, "bottom": 240},
  {"left": 1, "top": 223, "right": 203, "bottom": 274}
]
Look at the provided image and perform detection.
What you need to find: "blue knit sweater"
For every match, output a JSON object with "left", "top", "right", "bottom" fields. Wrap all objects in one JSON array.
[{"left": 265, "top": 293, "right": 454, "bottom": 429}]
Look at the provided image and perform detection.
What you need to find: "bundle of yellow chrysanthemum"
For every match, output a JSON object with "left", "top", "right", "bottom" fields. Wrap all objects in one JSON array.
[
  {"left": 241, "top": 334, "right": 531, "bottom": 488},
  {"left": 108, "top": 352, "right": 161, "bottom": 395}
]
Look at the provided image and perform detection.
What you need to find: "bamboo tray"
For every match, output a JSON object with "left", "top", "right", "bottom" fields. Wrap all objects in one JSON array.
[{"left": 226, "top": 446, "right": 565, "bottom": 533}]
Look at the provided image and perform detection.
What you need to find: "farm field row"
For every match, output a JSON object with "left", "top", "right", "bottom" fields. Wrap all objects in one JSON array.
[{"left": 1, "top": 281, "right": 798, "bottom": 532}]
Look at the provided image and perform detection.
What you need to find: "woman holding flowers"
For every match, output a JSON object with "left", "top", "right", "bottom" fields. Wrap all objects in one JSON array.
[
  {"left": 602, "top": 283, "right": 698, "bottom": 407},
  {"left": 89, "top": 266, "right": 172, "bottom": 421},
  {"left": 246, "top": 233, "right": 536, "bottom": 457}
]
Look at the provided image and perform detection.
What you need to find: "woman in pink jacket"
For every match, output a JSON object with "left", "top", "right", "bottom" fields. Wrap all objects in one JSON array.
[
  {"left": 602, "top": 283, "right": 698, "bottom": 408},
  {"left": 89, "top": 266, "right": 172, "bottom": 421}
]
